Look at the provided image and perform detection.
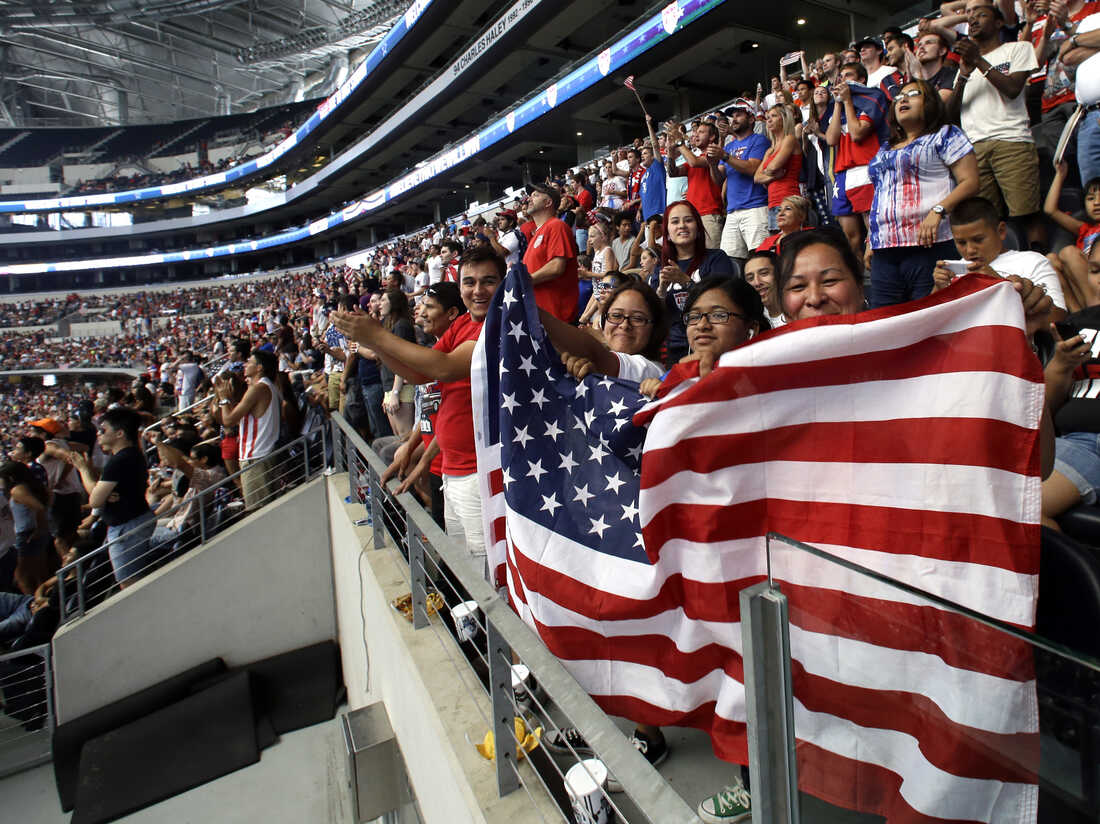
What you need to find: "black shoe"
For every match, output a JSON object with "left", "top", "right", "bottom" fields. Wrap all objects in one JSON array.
[{"left": 542, "top": 726, "right": 595, "bottom": 758}]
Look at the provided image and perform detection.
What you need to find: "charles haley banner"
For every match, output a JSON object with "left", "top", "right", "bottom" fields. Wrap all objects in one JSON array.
[{"left": 472, "top": 268, "right": 1041, "bottom": 824}]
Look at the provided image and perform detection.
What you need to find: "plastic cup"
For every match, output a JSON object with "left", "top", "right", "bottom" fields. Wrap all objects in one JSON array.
[
  {"left": 564, "top": 758, "right": 611, "bottom": 824},
  {"left": 450, "top": 599, "right": 479, "bottom": 642}
]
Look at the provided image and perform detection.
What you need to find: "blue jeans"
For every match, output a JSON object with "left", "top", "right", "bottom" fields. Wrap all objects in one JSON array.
[
  {"left": 360, "top": 380, "right": 391, "bottom": 441},
  {"left": 1054, "top": 431, "right": 1100, "bottom": 505},
  {"left": 106, "top": 511, "right": 159, "bottom": 584},
  {"left": 1078, "top": 110, "right": 1100, "bottom": 190},
  {"left": 0, "top": 592, "right": 32, "bottom": 642},
  {"left": 870, "top": 240, "right": 957, "bottom": 308},
  {"left": 574, "top": 227, "right": 588, "bottom": 253}
]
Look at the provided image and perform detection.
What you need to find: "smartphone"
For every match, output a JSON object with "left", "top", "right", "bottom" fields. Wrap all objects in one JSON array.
[{"left": 943, "top": 261, "right": 971, "bottom": 276}]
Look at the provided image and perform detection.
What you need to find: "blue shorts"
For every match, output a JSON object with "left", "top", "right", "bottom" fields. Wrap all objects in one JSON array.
[
  {"left": 1054, "top": 431, "right": 1100, "bottom": 505},
  {"left": 830, "top": 166, "right": 873, "bottom": 217}
]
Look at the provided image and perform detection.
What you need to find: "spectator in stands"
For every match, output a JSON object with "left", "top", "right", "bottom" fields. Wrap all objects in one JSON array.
[
  {"left": 487, "top": 209, "right": 526, "bottom": 269},
  {"left": 754, "top": 105, "right": 803, "bottom": 232},
  {"left": 856, "top": 37, "right": 896, "bottom": 87},
  {"left": 866, "top": 79, "right": 978, "bottom": 307},
  {"left": 69, "top": 407, "right": 155, "bottom": 588},
  {"left": 1045, "top": 162, "right": 1100, "bottom": 311},
  {"left": 949, "top": 1, "right": 1042, "bottom": 249},
  {"left": 334, "top": 247, "right": 505, "bottom": 578},
  {"left": 934, "top": 196, "right": 1067, "bottom": 312},
  {"left": 600, "top": 160, "right": 627, "bottom": 210},
  {"left": 1060, "top": 6, "right": 1100, "bottom": 190},
  {"left": 150, "top": 438, "right": 226, "bottom": 554},
  {"left": 29, "top": 418, "right": 85, "bottom": 561},
  {"left": 522, "top": 182, "right": 580, "bottom": 323},
  {"left": 611, "top": 214, "right": 635, "bottom": 269},
  {"left": 743, "top": 250, "right": 786, "bottom": 329},
  {"left": 172, "top": 351, "right": 203, "bottom": 411},
  {"left": 915, "top": 32, "right": 959, "bottom": 100},
  {"left": 712, "top": 100, "right": 770, "bottom": 263},
  {"left": 665, "top": 119, "right": 725, "bottom": 249},
  {"left": 0, "top": 460, "right": 51, "bottom": 594},
  {"left": 756, "top": 195, "right": 811, "bottom": 255},
  {"left": 214, "top": 349, "right": 281, "bottom": 511},
  {"left": 824, "top": 61, "right": 889, "bottom": 258},
  {"left": 379, "top": 290, "right": 416, "bottom": 437},
  {"left": 654, "top": 200, "right": 736, "bottom": 364}
]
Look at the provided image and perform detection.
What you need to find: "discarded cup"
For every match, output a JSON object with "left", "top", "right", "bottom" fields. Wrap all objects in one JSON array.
[
  {"left": 510, "top": 663, "right": 531, "bottom": 698},
  {"left": 564, "top": 759, "right": 612, "bottom": 824},
  {"left": 450, "top": 600, "right": 479, "bottom": 642}
]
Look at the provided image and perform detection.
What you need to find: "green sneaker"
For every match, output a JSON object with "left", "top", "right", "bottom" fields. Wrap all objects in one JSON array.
[{"left": 698, "top": 779, "right": 752, "bottom": 823}]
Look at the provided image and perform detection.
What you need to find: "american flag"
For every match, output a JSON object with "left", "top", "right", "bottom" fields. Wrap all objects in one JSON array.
[
  {"left": 473, "top": 270, "right": 1041, "bottom": 823},
  {"left": 623, "top": 75, "right": 636, "bottom": 91}
]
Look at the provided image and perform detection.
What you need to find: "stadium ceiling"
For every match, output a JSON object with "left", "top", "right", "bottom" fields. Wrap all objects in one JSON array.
[{"left": 0, "top": 0, "right": 408, "bottom": 126}]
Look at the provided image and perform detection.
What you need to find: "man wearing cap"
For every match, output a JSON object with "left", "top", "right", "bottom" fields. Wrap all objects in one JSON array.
[
  {"left": 334, "top": 247, "right": 505, "bottom": 578},
  {"left": 710, "top": 100, "right": 771, "bottom": 264},
  {"left": 856, "top": 37, "right": 896, "bottom": 87},
  {"left": 522, "top": 182, "right": 580, "bottom": 322},
  {"left": 948, "top": 1, "right": 1041, "bottom": 246},
  {"left": 486, "top": 209, "right": 526, "bottom": 269}
]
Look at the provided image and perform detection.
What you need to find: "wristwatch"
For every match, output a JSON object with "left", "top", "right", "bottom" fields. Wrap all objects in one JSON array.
[
  {"left": 218, "top": 399, "right": 231, "bottom": 406},
  {"left": 1072, "top": 34, "right": 1082, "bottom": 49},
  {"left": 931, "top": 204, "right": 945, "bottom": 216}
]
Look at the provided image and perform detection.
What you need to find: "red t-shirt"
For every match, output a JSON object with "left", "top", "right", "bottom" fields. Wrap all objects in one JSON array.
[
  {"left": 835, "top": 114, "right": 881, "bottom": 172},
  {"left": 523, "top": 217, "right": 579, "bottom": 322},
  {"left": 575, "top": 188, "right": 595, "bottom": 211},
  {"left": 685, "top": 163, "right": 723, "bottom": 216},
  {"left": 432, "top": 314, "right": 482, "bottom": 476},
  {"left": 444, "top": 261, "right": 459, "bottom": 282},
  {"left": 520, "top": 220, "right": 536, "bottom": 241}
]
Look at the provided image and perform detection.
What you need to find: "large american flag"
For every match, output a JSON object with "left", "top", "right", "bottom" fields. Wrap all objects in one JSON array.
[{"left": 473, "top": 269, "right": 1040, "bottom": 823}]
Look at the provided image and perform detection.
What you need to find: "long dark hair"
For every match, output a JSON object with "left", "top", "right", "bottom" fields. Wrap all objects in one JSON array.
[
  {"left": 0, "top": 460, "right": 48, "bottom": 506},
  {"left": 381, "top": 289, "right": 413, "bottom": 332},
  {"left": 776, "top": 227, "right": 865, "bottom": 296},
  {"left": 661, "top": 200, "right": 707, "bottom": 276},
  {"left": 600, "top": 280, "right": 668, "bottom": 361},
  {"left": 886, "top": 79, "right": 946, "bottom": 147},
  {"left": 683, "top": 276, "right": 771, "bottom": 334}
]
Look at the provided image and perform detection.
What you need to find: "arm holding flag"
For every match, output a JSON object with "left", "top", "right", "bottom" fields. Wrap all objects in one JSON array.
[{"left": 537, "top": 308, "right": 621, "bottom": 378}]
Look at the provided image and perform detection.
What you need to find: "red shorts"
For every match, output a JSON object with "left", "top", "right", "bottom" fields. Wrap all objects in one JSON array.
[{"left": 221, "top": 435, "right": 239, "bottom": 461}]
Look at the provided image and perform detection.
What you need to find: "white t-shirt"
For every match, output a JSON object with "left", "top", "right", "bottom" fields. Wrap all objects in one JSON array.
[
  {"left": 867, "top": 64, "right": 895, "bottom": 88},
  {"left": 176, "top": 362, "right": 202, "bottom": 396},
  {"left": 498, "top": 229, "right": 521, "bottom": 268},
  {"left": 945, "top": 250, "right": 1066, "bottom": 310},
  {"left": 960, "top": 42, "right": 1039, "bottom": 143},
  {"left": 614, "top": 352, "right": 664, "bottom": 383},
  {"left": 426, "top": 254, "right": 443, "bottom": 284},
  {"left": 1075, "top": 14, "right": 1100, "bottom": 106},
  {"left": 414, "top": 270, "right": 431, "bottom": 299}
]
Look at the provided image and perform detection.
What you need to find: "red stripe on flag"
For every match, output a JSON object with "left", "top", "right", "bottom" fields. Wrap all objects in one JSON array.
[
  {"left": 489, "top": 468, "right": 504, "bottom": 497},
  {"left": 642, "top": 417, "right": 1037, "bottom": 488},
  {"left": 509, "top": 538, "right": 1033, "bottom": 679},
  {"left": 642, "top": 499, "right": 1040, "bottom": 574}
]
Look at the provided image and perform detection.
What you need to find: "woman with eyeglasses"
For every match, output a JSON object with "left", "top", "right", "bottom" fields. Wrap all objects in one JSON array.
[
  {"left": 539, "top": 280, "right": 668, "bottom": 384},
  {"left": 640, "top": 275, "right": 769, "bottom": 398},
  {"left": 866, "top": 79, "right": 978, "bottom": 307},
  {"left": 653, "top": 200, "right": 736, "bottom": 364}
]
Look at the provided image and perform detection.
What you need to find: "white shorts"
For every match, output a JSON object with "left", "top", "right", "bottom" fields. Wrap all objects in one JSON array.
[{"left": 442, "top": 473, "right": 487, "bottom": 580}]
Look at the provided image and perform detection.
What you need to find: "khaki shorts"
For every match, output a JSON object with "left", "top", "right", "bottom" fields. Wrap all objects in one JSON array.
[
  {"left": 700, "top": 213, "right": 725, "bottom": 250},
  {"left": 973, "top": 139, "right": 1040, "bottom": 218},
  {"left": 240, "top": 454, "right": 276, "bottom": 511}
]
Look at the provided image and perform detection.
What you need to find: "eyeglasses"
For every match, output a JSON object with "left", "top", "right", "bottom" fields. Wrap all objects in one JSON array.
[
  {"left": 605, "top": 310, "right": 654, "bottom": 327},
  {"left": 684, "top": 309, "right": 746, "bottom": 326},
  {"left": 895, "top": 89, "right": 922, "bottom": 100}
]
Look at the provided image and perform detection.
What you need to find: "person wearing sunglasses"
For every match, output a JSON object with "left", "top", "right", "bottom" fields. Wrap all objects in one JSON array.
[
  {"left": 578, "top": 271, "right": 627, "bottom": 330},
  {"left": 866, "top": 79, "right": 978, "bottom": 307}
]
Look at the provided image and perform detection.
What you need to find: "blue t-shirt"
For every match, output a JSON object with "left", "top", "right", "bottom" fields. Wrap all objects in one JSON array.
[
  {"left": 639, "top": 161, "right": 666, "bottom": 221},
  {"left": 721, "top": 133, "right": 769, "bottom": 212}
]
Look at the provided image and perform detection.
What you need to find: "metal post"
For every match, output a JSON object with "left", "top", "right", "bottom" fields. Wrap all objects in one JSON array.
[
  {"left": 76, "top": 556, "right": 86, "bottom": 620},
  {"left": 57, "top": 574, "right": 67, "bottom": 623},
  {"left": 347, "top": 436, "right": 356, "bottom": 502},
  {"left": 198, "top": 488, "right": 207, "bottom": 544},
  {"left": 740, "top": 581, "right": 799, "bottom": 824},
  {"left": 42, "top": 645, "right": 54, "bottom": 738},
  {"left": 333, "top": 425, "right": 345, "bottom": 473},
  {"left": 321, "top": 418, "right": 330, "bottom": 469},
  {"left": 303, "top": 436, "right": 311, "bottom": 479},
  {"left": 369, "top": 466, "right": 385, "bottom": 550},
  {"left": 486, "top": 617, "right": 520, "bottom": 798},
  {"left": 407, "top": 512, "right": 429, "bottom": 630}
]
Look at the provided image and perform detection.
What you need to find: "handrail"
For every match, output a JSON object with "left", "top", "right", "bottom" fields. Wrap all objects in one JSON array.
[
  {"left": 0, "top": 643, "right": 53, "bottom": 779},
  {"left": 329, "top": 412, "right": 698, "bottom": 823},
  {"left": 58, "top": 425, "right": 326, "bottom": 623}
]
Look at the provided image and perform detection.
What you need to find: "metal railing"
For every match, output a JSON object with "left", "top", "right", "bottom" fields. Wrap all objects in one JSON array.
[
  {"left": 0, "top": 644, "right": 53, "bottom": 779},
  {"left": 58, "top": 424, "right": 328, "bottom": 623},
  {"left": 330, "top": 413, "right": 699, "bottom": 824}
]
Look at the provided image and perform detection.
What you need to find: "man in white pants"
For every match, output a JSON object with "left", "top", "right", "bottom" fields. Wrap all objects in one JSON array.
[{"left": 334, "top": 246, "right": 504, "bottom": 577}]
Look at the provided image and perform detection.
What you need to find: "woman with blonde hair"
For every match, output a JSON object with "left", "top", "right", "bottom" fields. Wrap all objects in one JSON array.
[{"left": 754, "top": 103, "right": 803, "bottom": 233}]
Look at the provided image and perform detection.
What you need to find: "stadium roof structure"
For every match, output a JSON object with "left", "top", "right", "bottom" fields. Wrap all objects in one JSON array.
[{"left": 0, "top": 0, "right": 408, "bottom": 126}]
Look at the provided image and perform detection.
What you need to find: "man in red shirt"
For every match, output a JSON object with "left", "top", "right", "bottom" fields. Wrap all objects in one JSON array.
[
  {"left": 522, "top": 182, "right": 579, "bottom": 322},
  {"left": 666, "top": 119, "right": 725, "bottom": 249},
  {"left": 334, "top": 247, "right": 504, "bottom": 577}
]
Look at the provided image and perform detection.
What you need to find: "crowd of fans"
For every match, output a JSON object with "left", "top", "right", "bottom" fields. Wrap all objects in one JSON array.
[{"left": 6, "top": 4, "right": 1100, "bottom": 819}]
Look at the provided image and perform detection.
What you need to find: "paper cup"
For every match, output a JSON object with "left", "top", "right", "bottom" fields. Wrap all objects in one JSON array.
[
  {"left": 564, "top": 759, "right": 612, "bottom": 824},
  {"left": 510, "top": 664, "right": 531, "bottom": 697},
  {"left": 450, "top": 600, "right": 479, "bottom": 642}
]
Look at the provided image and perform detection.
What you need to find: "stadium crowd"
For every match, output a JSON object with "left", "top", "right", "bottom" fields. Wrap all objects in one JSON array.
[{"left": 4, "top": 3, "right": 1100, "bottom": 819}]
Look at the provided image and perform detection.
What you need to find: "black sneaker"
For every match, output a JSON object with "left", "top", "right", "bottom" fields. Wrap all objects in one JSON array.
[
  {"left": 541, "top": 726, "right": 595, "bottom": 758},
  {"left": 608, "top": 729, "right": 669, "bottom": 792}
]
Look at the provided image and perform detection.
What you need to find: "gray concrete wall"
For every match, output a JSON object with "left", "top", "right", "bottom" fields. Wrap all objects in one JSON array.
[{"left": 52, "top": 477, "right": 336, "bottom": 722}]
